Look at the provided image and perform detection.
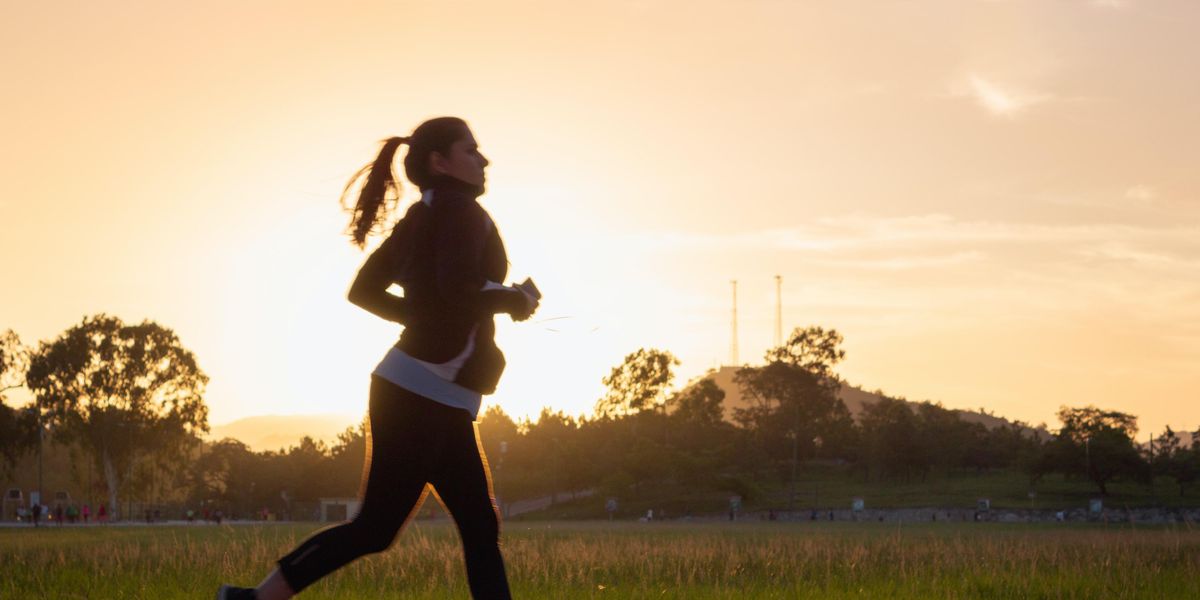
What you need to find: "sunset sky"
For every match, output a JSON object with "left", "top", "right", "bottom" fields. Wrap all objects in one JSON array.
[{"left": 3, "top": 0, "right": 1197, "bottom": 438}]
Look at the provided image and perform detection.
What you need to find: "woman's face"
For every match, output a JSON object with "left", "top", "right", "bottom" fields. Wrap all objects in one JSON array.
[{"left": 431, "top": 130, "right": 489, "bottom": 187}]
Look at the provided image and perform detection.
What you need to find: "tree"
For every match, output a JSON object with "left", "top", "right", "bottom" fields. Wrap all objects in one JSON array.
[
  {"left": 665, "top": 378, "right": 737, "bottom": 486},
  {"left": 477, "top": 405, "right": 519, "bottom": 470},
  {"left": 25, "top": 314, "right": 210, "bottom": 519},
  {"left": 594, "top": 348, "right": 679, "bottom": 418},
  {"left": 522, "top": 408, "right": 583, "bottom": 501},
  {"left": 0, "top": 329, "right": 30, "bottom": 397},
  {"left": 667, "top": 378, "right": 725, "bottom": 426},
  {"left": 328, "top": 421, "right": 368, "bottom": 497},
  {"left": 733, "top": 326, "right": 851, "bottom": 466},
  {"left": 857, "top": 397, "right": 922, "bottom": 480},
  {"left": 0, "top": 329, "right": 38, "bottom": 472},
  {"left": 477, "top": 405, "right": 520, "bottom": 507},
  {"left": 190, "top": 438, "right": 251, "bottom": 502},
  {"left": 912, "top": 402, "right": 976, "bottom": 476},
  {"left": 1153, "top": 426, "right": 1200, "bottom": 497},
  {"left": 0, "top": 403, "right": 38, "bottom": 474},
  {"left": 765, "top": 326, "right": 846, "bottom": 382},
  {"left": 1041, "top": 406, "right": 1149, "bottom": 495}
]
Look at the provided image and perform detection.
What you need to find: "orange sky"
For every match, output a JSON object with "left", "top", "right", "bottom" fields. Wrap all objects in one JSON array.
[{"left": 2, "top": 0, "right": 1198, "bottom": 437}]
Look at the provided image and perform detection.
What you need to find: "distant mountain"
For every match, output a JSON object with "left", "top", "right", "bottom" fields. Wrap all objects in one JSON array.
[
  {"left": 208, "top": 414, "right": 362, "bottom": 452},
  {"left": 701, "top": 366, "right": 1045, "bottom": 436}
]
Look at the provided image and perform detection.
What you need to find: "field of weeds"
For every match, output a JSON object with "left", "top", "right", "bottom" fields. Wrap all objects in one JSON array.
[{"left": 2, "top": 520, "right": 1199, "bottom": 599}]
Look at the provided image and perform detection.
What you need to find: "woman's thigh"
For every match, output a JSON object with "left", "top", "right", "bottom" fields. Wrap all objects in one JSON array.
[
  {"left": 356, "top": 377, "right": 445, "bottom": 522},
  {"left": 428, "top": 418, "right": 499, "bottom": 535}
]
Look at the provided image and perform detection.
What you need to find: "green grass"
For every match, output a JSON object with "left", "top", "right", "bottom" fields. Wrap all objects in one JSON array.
[
  {"left": 522, "top": 468, "right": 1200, "bottom": 520},
  {"left": 2, "top": 520, "right": 1199, "bottom": 599}
]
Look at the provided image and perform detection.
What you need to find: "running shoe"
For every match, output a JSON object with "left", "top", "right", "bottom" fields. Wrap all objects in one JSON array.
[{"left": 216, "top": 584, "right": 257, "bottom": 600}]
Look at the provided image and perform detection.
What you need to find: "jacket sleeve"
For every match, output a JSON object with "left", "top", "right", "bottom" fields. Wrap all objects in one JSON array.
[
  {"left": 434, "top": 202, "right": 527, "bottom": 317},
  {"left": 347, "top": 228, "right": 411, "bottom": 324}
]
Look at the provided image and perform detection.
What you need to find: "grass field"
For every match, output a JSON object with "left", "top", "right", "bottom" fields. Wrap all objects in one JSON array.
[
  {"left": 519, "top": 468, "right": 1200, "bottom": 521},
  {"left": 2, "top": 520, "right": 1199, "bottom": 599}
]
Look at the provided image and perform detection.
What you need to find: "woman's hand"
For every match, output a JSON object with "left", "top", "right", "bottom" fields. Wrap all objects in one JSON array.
[{"left": 511, "top": 289, "right": 539, "bottom": 322}]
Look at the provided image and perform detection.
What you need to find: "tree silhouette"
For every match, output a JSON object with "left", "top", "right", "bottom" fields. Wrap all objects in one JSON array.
[
  {"left": 25, "top": 314, "right": 209, "bottom": 519},
  {"left": 1042, "top": 405, "right": 1149, "bottom": 495},
  {"left": 594, "top": 348, "right": 679, "bottom": 418},
  {"left": 1153, "top": 425, "right": 1200, "bottom": 497},
  {"left": 765, "top": 326, "right": 846, "bottom": 382},
  {"left": 735, "top": 326, "right": 852, "bottom": 470},
  {"left": 858, "top": 396, "right": 922, "bottom": 480},
  {"left": 0, "top": 329, "right": 38, "bottom": 473},
  {"left": 668, "top": 378, "right": 725, "bottom": 426},
  {"left": 0, "top": 329, "right": 30, "bottom": 397}
]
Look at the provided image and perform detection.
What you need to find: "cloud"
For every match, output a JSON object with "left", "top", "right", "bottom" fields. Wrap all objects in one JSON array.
[
  {"left": 1076, "top": 242, "right": 1200, "bottom": 270},
  {"left": 1124, "top": 184, "right": 1156, "bottom": 202},
  {"left": 963, "top": 74, "right": 1052, "bottom": 117},
  {"left": 622, "top": 213, "right": 1200, "bottom": 274},
  {"left": 808, "top": 251, "right": 986, "bottom": 271}
]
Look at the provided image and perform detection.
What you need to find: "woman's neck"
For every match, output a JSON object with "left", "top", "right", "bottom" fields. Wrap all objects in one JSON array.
[{"left": 425, "top": 174, "right": 484, "bottom": 200}]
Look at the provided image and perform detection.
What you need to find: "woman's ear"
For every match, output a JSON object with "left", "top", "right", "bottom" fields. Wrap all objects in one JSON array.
[{"left": 428, "top": 151, "right": 448, "bottom": 176}]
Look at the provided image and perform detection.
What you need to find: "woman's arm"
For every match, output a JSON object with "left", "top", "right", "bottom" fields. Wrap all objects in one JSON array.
[
  {"left": 347, "top": 232, "right": 410, "bottom": 324},
  {"left": 434, "top": 202, "right": 531, "bottom": 319}
]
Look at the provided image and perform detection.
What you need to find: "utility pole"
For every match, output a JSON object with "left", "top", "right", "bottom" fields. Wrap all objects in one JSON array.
[
  {"left": 730, "top": 280, "right": 739, "bottom": 366},
  {"left": 1149, "top": 432, "right": 1156, "bottom": 501},
  {"left": 789, "top": 429, "right": 798, "bottom": 512},
  {"left": 36, "top": 405, "right": 43, "bottom": 521},
  {"left": 1085, "top": 436, "right": 1091, "bottom": 477}
]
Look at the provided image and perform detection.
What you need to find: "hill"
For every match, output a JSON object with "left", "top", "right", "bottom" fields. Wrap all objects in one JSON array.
[
  {"left": 207, "top": 413, "right": 361, "bottom": 452},
  {"left": 701, "top": 366, "right": 1044, "bottom": 435}
]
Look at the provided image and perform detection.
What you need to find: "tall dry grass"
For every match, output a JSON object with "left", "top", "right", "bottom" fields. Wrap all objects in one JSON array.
[{"left": 1, "top": 521, "right": 1198, "bottom": 598}]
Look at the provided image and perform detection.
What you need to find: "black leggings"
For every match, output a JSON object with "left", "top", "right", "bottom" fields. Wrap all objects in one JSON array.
[{"left": 277, "top": 376, "right": 511, "bottom": 598}]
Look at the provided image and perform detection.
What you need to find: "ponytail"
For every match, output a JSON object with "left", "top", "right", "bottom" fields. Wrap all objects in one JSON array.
[
  {"left": 341, "top": 117, "right": 470, "bottom": 249},
  {"left": 342, "top": 136, "right": 408, "bottom": 249}
]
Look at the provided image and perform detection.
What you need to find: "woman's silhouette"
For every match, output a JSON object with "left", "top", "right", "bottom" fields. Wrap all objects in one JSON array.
[{"left": 218, "top": 117, "right": 537, "bottom": 600}]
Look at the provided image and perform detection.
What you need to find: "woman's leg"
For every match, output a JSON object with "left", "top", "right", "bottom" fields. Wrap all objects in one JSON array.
[
  {"left": 430, "top": 416, "right": 512, "bottom": 600},
  {"left": 271, "top": 377, "right": 437, "bottom": 595}
]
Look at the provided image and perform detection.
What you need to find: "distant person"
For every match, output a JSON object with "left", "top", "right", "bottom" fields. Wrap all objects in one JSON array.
[
  {"left": 82, "top": 503, "right": 90, "bottom": 524},
  {"left": 217, "top": 118, "right": 534, "bottom": 600},
  {"left": 97, "top": 503, "right": 107, "bottom": 523},
  {"left": 31, "top": 503, "right": 40, "bottom": 527},
  {"left": 55, "top": 504, "right": 64, "bottom": 526}
]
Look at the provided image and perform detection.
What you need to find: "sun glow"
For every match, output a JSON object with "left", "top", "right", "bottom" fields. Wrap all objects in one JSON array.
[{"left": 4, "top": 0, "right": 1199, "bottom": 437}]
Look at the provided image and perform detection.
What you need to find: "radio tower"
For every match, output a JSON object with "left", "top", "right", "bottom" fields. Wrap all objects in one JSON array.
[
  {"left": 775, "top": 275, "right": 783, "bottom": 348},
  {"left": 730, "top": 280, "right": 739, "bottom": 366}
]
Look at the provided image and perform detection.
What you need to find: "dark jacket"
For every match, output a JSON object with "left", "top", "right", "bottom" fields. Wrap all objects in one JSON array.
[{"left": 365, "top": 176, "right": 526, "bottom": 393}]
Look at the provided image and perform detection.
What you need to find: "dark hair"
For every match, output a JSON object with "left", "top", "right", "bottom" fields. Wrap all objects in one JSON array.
[{"left": 341, "top": 116, "right": 470, "bottom": 248}]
